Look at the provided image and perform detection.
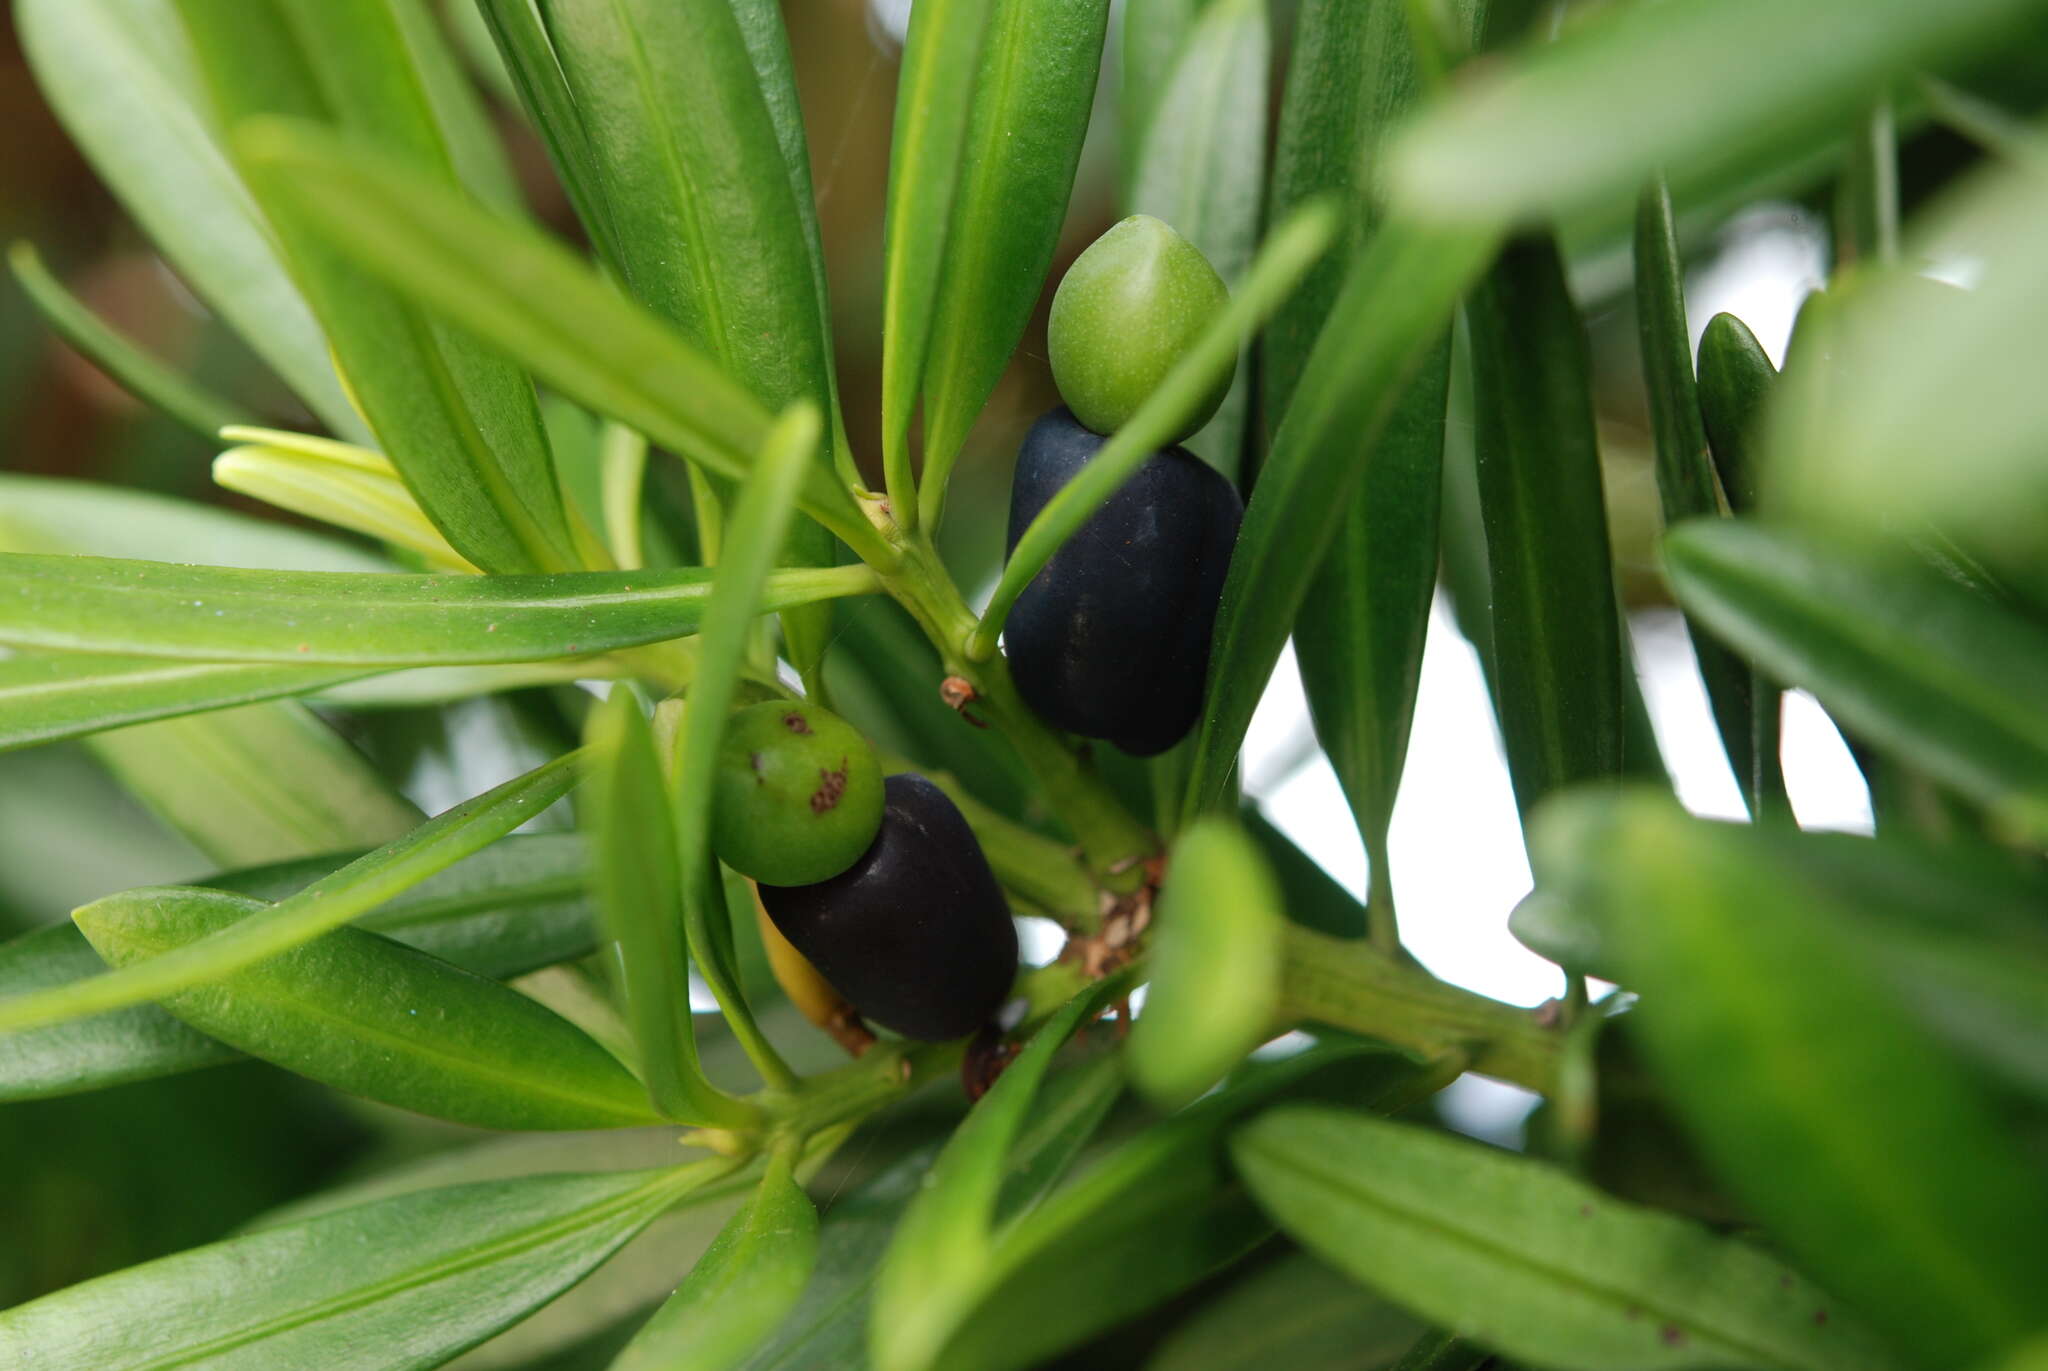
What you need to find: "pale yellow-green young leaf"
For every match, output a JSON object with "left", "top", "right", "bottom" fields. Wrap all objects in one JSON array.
[{"left": 214, "top": 426, "right": 476, "bottom": 573}]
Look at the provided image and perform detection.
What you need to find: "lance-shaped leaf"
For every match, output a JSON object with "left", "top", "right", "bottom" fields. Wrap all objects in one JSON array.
[
  {"left": 0, "top": 472, "right": 390, "bottom": 573},
  {"left": 974, "top": 202, "right": 1339, "bottom": 660},
  {"left": 585, "top": 688, "right": 754, "bottom": 1128},
  {"left": 0, "top": 752, "right": 578, "bottom": 1034},
  {"left": 918, "top": 0, "right": 1112, "bottom": 525},
  {"left": 214, "top": 426, "right": 475, "bottom": 572},
  {"left": 1463, "top": 232, "right": 1624, "bottom": 819},
  {"left": 230, "top": 119, "right": 887, "bottom": 563},
  {"left": 1128, "top": 818, "right": 1284, "bottom": 1109},
  {"left": 667, "top": 406, "right": 824, "bottom": 1091},
  {"left": 871, "top": 983, "right": 1123, "bottom": 1371},
  {"left": 0, "top": 834, "right": 601, "bottom": 1103},
  {"left": 177, "top": 0, "right": 577, "bottom": 575},
  {"left": 878, "top": 0, "right": 993, "bottom": 524},
  {"left": 541, "top": 0, "right": 845, "bottom": 674},
  {"left": 0, "top": 654, "right": 371, "bottom": 753},
  {"left": 1129, "top": 0, "right": 1268, "bottom": 478},
  {"left": 1770, "top": 159, "right": 2048, "bottom": 607},
  {"left": 1665, "top": 520, "right": 2048, "bottom": 838},
  {"left": 84, "top": 700, "right": 422, "bottom": 869},
  {"left": 73, "top": 886, "right": 655, "bottom": 1130},
  {"left": 16, "top": 0, "right": 361, "bottom": 438},
  {"left": 1525, "top": 792, "right": 2048, "bottom": 1367},
  {"left": 613, "top": 1147, "right": 820, "bottom": 1371},
  {"left": 1234, "top": 1106, "right": 1900, "bottom": 1371},
  {"left": 1271, "top": 0, "right": 1450, "bottom": 940},
  {"left": 8, "top": 241, "right": 247, "bottom": 438},
  {"left": 1389, "top": 0, "right": 2048, "bottom": 224},
  {"left": 1180, "top": 216, "right": 1498, "bottom": 822},
  {"left": 1633, "top": 178, "right": 1782, "bottom": 819},
  {"left": 1119, "top": 0, "right": 1201, "bottom": 201},
  {"left": 1520, "top": 814, "right": 2048, "bottom": 1101},
  {"left": 1696, "top": 312, "right": 1773, "bottom": 516},
  {"left": 0, "top": 553, "right": 875, "bottom": 666},
  {"left": 909, "top": 1044, "right": 1428, "bottom": 1371},
  {"left": 0, "top": 1165, "right": 712, "bottom": 1370}
]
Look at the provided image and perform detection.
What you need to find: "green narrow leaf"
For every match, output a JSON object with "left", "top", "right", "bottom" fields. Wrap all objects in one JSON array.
[
  {"left": 176, "top": 0, "right": 579, "bottom": 576},
  {"left": 1180, "top": 216, "right": 1498, "bottom": 822},
  {"left": 1695, "top": 312, "right": 1773, "bottom": 517},
  {"left": 1234, "top": 1107, "right": 1900, "bottom": 1371},
  {"left": 613, "top": 1147, "right": 820, "bottom": 1371},
  {"left": 73, "top": 886, "right": 655, "bottom": 1129},
  {"left": 1389, "top": 0, "right": 2047, "bottom": 224},
  {"left": 213, "top": 425, "right": 475, "bottom": 571},
  {"left": 1272, "top": 0, "right": 1450, "bottom": 943},
  {"left": 1, "top": 833, "right": 602, "bottom": 1103},
  {"left": 669, "top": 405, "right": 828, "bottom": 1091},
  {"left": 390, "top": 0, "right": 523, "bottom": 214},
  {"left": 230, "top": 119, "right": 887, "bottom": 563},
  {"left": 1243, "top": 806, "right": 1366, "bottom": 939},
  {"left": 7, "top": 241, "right": 247, "bottom": 438},
  {"left": 0, "top": 553, "right": 875, "bottom": 666},
  {"left": 1771, "top": 159, "right": 2048, "bottom": 605},
  {"left": 918, "top": 0, "right": 1112, "bottom": 525},
  {"left": 0, "top": 752, "right": 578, "bottom": 1034},
  {"left": 1129, "top": 0, "right": 1268, "bottom": 478},
  {"left": 0, "top": 654, "right": 370, "bottom": 753},
  {"left": 0, "top": 472, "right": 392, "bottom": 573},
  {"left": 1128, "top": 818, "right": 1284, "bottom": 1109},
  {"left": 1529, "top": 792, "right": 2048, "bottom": 1367},
  {"left": 84, "top": 700, "right": 422, "bottom": 868},
  {"left": 1665, "top": 520, "right": 2048, "bottom": 838},
  {"left": 0, "top": 1165, "right": 710, "bottom": 1370},
  {"left": 1464, "top": 232, "right": 1624, "bottom": 818},
  {"left": 1633, "top": 177, "right": 1783, "bottom": 820},
  {"left": 473, "top": 0, "right": 625, "bottom": 273},
  {"left": 541, "top": 0, "right": 847, "bottom": 676},
  {"left": 870, "top": 982, "right": 1123, "bottom": 1371},
  {"left": 1119, "top": 0, "right": 1201, "bottom": 201},
  {"left": 975, "top": 200, "right": 1339, "bottom": 660},
  {"left": 932, "top": 1045, "right": 1425, "bottom": 1371},
  {"left": 15, "top": 0, "right": 361, "bottom": 438},
  {"left": 585, "top": 688, "right": 753, "bottom": 1128},
  {"left": 878, "top": 0, "right": 993, "bottom": 524}
]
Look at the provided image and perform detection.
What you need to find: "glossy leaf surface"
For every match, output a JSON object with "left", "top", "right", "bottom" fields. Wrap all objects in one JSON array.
[
  {"left": 613, "top": 1150, "right": 819, "bottom": 1371},
  {"left": 16, "top": 0, "right": 360, "bottom": 436},
  {"left": 919, "top": 0, "right": 1111, "bottom": 522},
  {"left": 0, "top": 753, "right": 578, "bottom": 1034},
  {"left": 1665, "top": 520, "right": 2048, "bottom": 837},
  {"left": 0, "top": 1167, "right": 701, "bottom": 1369},
  {"left": 585, "top": 689, "right": 750, "bottom": 1127},
  {"left": 1235, "top": 1106, "right": 1898, "bottom": 1371},
  {"left": 0, "top": 654, "right": 369, "bottom": 753},
  {"left": 73, "top": 886, "right": 654, "bottom": 1130},
  {"left": 1128, "top": 0, "right": 1268, "bottom": 477},
  {"left": 1633, "top": 179, "right": 1778, "bottom": 818},
  {"left": 1464, "top": 232, "right": 1624, "bottom": 817},
  {"left": 0, "top": 553, "right": 874, "bottom": 666},
  {"left": 230, "top": 120, "right": 884, "bottom": 560},
  {"left": 1390, "top": 0, "right": 2048, "bottom": 223},
  {"left": 1182, "top": 216, "right": 1497, "bottom": 821},
  {"left": 1129, "top": 818, "right": 1284, "bottom": 1109},
  {"left": 1527, "top": 792, "right": 2048, "bottom": 1367}
]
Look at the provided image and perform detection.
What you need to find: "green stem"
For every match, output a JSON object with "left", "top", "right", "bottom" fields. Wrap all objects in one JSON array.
[
  {"left": 879, "top": 533, "right": 1161, "bottom": 887},
  {"left": 1279, "top": 924, "right": 1560, "bottom": 1094},
  {"left": 1835, "top": 97, "right": 1899, "bottom": 270}
]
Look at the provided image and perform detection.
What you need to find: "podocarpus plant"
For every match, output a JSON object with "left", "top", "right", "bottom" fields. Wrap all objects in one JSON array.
[{"left": 2, "top": 1, "right": 2047, "bottom": 1368}]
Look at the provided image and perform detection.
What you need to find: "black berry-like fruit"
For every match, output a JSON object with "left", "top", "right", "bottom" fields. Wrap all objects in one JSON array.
[
  {"left": 1004, "top": 406, "right": 1243, "bottom": 756},
  {"left": 757, "top": 774, "right": 1018, "bottom": 1042}
]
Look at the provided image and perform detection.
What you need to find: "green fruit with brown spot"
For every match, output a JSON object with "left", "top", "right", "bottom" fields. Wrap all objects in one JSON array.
[{"left": 712, "top": 701, "right": 884, "bottom": 886}]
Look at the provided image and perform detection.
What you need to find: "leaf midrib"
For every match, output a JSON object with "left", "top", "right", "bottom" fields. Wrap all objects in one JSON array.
[{"left": 1242, "top": 1135, "right": 1817, "bottom": 1371}]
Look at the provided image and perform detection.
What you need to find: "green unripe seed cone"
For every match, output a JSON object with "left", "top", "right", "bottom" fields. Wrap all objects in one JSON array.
[
  {"left": 1048, "top": 215, "right": 1232, "bottom": 443},
  {"left": 711, "top": 701, "right": 884, "bottom": 886}
]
